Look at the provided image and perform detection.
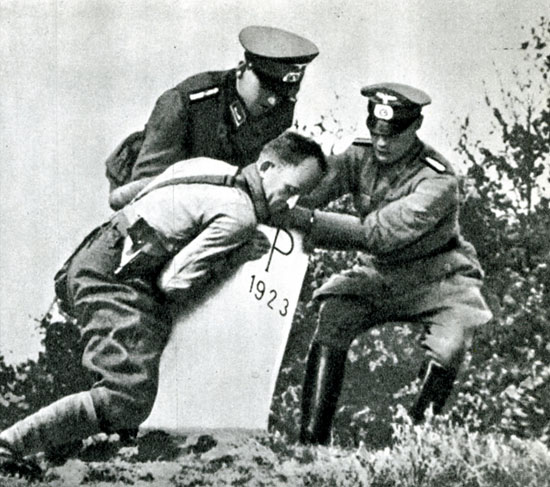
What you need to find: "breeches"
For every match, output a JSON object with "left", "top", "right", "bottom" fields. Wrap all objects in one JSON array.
[
  {"left": 64, "top": 219, "right": 171, "bottom": 432},
  {"left": 313, "top": 274, "right": 492, "bottom": 372}
]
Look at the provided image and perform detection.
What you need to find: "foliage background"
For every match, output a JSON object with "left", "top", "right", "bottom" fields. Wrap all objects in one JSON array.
[
  {"left": 0, "top": 18, "right": 548, "bottom": 458},
  {"left": 272, "top": 17, "right": 550, "bottom": 448}
]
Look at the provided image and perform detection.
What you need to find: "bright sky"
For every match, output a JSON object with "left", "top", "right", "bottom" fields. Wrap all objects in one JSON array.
[{"left": 0, "top": 0, "right": 547, "bottom": 364}]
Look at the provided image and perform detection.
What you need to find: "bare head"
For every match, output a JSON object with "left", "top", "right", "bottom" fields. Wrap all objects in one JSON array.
[{"left": 256, "top": 131, "right": 326, "bottom": 211}]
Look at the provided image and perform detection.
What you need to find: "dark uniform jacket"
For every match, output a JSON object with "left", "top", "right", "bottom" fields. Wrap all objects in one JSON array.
[{"left": 130, "top": 69, "right": 295, "bottom": 182}]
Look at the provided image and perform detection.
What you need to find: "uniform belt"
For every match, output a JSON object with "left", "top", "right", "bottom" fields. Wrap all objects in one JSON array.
[
  {"left": 430, "top": 236, "right": 459, "bottom": 257},
  {"left": 419, "top": 236, "right": 459, "bottom": 260},
  {"left": 376, "top": 237, "right": 459, "bottom": 265}
]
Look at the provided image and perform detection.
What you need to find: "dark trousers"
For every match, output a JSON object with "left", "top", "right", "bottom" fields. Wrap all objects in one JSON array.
[{"left": 62, "top": 218, "right": 171, "bottom": 432}]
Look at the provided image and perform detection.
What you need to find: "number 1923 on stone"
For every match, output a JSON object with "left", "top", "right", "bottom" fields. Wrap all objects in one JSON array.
[{"left": 248, "top": 274, "right": 289, "bottom": 317}]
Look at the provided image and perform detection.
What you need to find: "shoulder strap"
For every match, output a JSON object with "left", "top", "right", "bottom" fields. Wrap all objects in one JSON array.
[
  {"left": 420, "top": 143, "right": 451, "bottom": 174},
  {"left": 132, "top": 173, "right": 239, "bottom": 204},
  {"left": 421, "top": 155, "right": 447, "bottom": 174},
  {"left": 188, "top": 86, "right": 220, "bottom": 103}
]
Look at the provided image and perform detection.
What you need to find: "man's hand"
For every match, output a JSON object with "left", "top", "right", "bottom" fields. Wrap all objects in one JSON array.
[
  {"left": 233, "top": 229, "right": 271, "bottom": 264},
  {"left": 214, "top": 230, "right": 271, "bottom": 279}
]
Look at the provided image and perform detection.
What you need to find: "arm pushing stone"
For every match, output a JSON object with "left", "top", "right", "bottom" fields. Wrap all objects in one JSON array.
[{"left": 281, "top": 83, "right": 493, "bottom": 446}]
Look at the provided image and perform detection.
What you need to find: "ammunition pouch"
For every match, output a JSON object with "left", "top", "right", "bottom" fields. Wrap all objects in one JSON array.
[{"left": 105, "top": 130, "right": 145, "bottom": 191}]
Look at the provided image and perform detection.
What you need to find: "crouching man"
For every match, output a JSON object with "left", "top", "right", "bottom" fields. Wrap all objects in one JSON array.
[
  {"left": 277, "top": 83, "right": 493, "bottom": 445},
  {"left": 0, "top": 131, "right": 326, "bottom": 476}
]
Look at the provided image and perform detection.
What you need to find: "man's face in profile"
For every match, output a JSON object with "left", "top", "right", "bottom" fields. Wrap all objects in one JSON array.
[
  {"left": 258, "top": 155, "right": 322, "bottom": 212},
  {"left": 237, "top": 66, "right": 298, "bottom": 118}
]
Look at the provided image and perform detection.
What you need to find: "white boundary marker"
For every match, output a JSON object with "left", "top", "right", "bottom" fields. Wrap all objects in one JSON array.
[{"left": 142, "top": 226, "right": 308, "bottom": 433}]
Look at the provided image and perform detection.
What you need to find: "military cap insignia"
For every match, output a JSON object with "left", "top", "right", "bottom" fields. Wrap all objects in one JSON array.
[
  {"left": 189, "top": 87, "right": 220, "bottom": 102},
  {"left": 374, "top": 104, "right": 394, "bottom": 120},
  {"left": 373, "top": 92, "right": 398, "bottom": 120},
  {"left": 376, "top": 92, "right": 398, "bottom": 105}
]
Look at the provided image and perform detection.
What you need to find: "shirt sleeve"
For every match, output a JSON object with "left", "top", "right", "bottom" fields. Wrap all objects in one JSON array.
[
  {"left": 130, "top": 89, "right": 189, "bottom": 181},
  {"left": 361, "top": 175, "right": 458, "bottom": 254},
  {"left": 157, "top": 210, "right": 256, "bottom": 297}
]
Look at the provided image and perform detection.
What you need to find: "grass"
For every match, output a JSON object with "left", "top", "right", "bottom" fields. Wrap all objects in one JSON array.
[{"left": 1, "top": 412, "right": 549, "bottom": 486}]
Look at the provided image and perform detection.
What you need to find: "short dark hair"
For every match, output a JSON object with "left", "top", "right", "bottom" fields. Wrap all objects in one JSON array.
[{"left": 263, "top": 131, "right": 327, "bottom": 173}]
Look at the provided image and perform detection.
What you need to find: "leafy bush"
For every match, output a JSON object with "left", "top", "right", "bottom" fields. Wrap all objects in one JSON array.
[{"left": 0, "top": 304, "right": 89, "bottom": 431}]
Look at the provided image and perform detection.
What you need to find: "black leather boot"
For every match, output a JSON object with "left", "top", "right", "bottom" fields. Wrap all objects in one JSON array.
[
  {"left": 299, "top": 342, "right": 348, "bottom": 445},
  {"left": 409, "top": 360, "right": 457, "bottom": 423}
]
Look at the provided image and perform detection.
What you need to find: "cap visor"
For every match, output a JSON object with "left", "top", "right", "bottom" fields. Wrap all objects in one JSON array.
[{"left": 367, "top": 117, "right": 416, "bottom": 136}]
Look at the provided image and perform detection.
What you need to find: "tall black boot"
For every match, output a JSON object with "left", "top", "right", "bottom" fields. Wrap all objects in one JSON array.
[
  {"left": 409, "top": 360, "right": 457, "bottom": 423},
  {"left": 299, "top": 342, "right": 348, "bottom": 445}
]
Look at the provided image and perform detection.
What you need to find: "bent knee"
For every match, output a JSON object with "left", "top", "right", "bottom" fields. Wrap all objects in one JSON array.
[
  {"left": 314, "top": 296, "right": 373, "bottom": 350},
  {"left": 318, "top": 296, "right": 371, "bottom": 327}
]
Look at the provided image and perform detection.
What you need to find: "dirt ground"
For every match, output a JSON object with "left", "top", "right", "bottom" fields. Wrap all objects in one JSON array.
[{"left": 0, "top": 430, "right": 346, "bottom": 486}]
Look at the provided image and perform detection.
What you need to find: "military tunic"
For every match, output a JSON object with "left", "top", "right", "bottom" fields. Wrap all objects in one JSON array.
[
  {"left": 305, "top": 138, "right": 492, "bottom": 370},
  {"left": 59, "top": 158, "right": 270, "bottom": 431},
  {"left": 130, "top": 69, "right": 295, "bottom": 182}
]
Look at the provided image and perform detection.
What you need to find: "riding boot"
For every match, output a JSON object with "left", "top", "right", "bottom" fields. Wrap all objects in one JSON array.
[
  {"left": 409, "top": 360, "right": 457, "bottom": 423},
  {"left": 299, "top": 342, "right": 348, "bottom": 445}
]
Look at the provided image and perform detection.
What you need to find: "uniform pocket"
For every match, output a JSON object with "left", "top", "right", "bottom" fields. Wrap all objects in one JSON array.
[{"left": 54, "top": 223, "right": 111, "bottom": 313}]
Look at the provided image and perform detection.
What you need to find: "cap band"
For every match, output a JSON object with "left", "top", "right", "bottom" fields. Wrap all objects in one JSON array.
[
  {"left": 245, "top": 52, "right": 307, "bottom": 85},
  {"left": 367, "top": 100, "right": 421, "bottom": 122}
]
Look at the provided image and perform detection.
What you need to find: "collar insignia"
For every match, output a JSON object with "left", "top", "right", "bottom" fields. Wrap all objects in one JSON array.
[{"left": 230, "top": 100, "right": 246, "bottom": 128}]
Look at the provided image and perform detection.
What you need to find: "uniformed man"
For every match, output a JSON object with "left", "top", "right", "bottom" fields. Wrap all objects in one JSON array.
[
  {"left": 106, "top": 25, "right": 319, "bottom": 207},
  {"left": 0, "top": 132, "right": 326, "bottom": 477},
  {"left": 275, "top": 83, "right": 493, "bottom": 445}
]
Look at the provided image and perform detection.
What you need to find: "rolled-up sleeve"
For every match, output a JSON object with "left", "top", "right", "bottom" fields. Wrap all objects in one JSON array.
[{"left": 158, "top": 209, "right": 256, "bottom": 296}]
